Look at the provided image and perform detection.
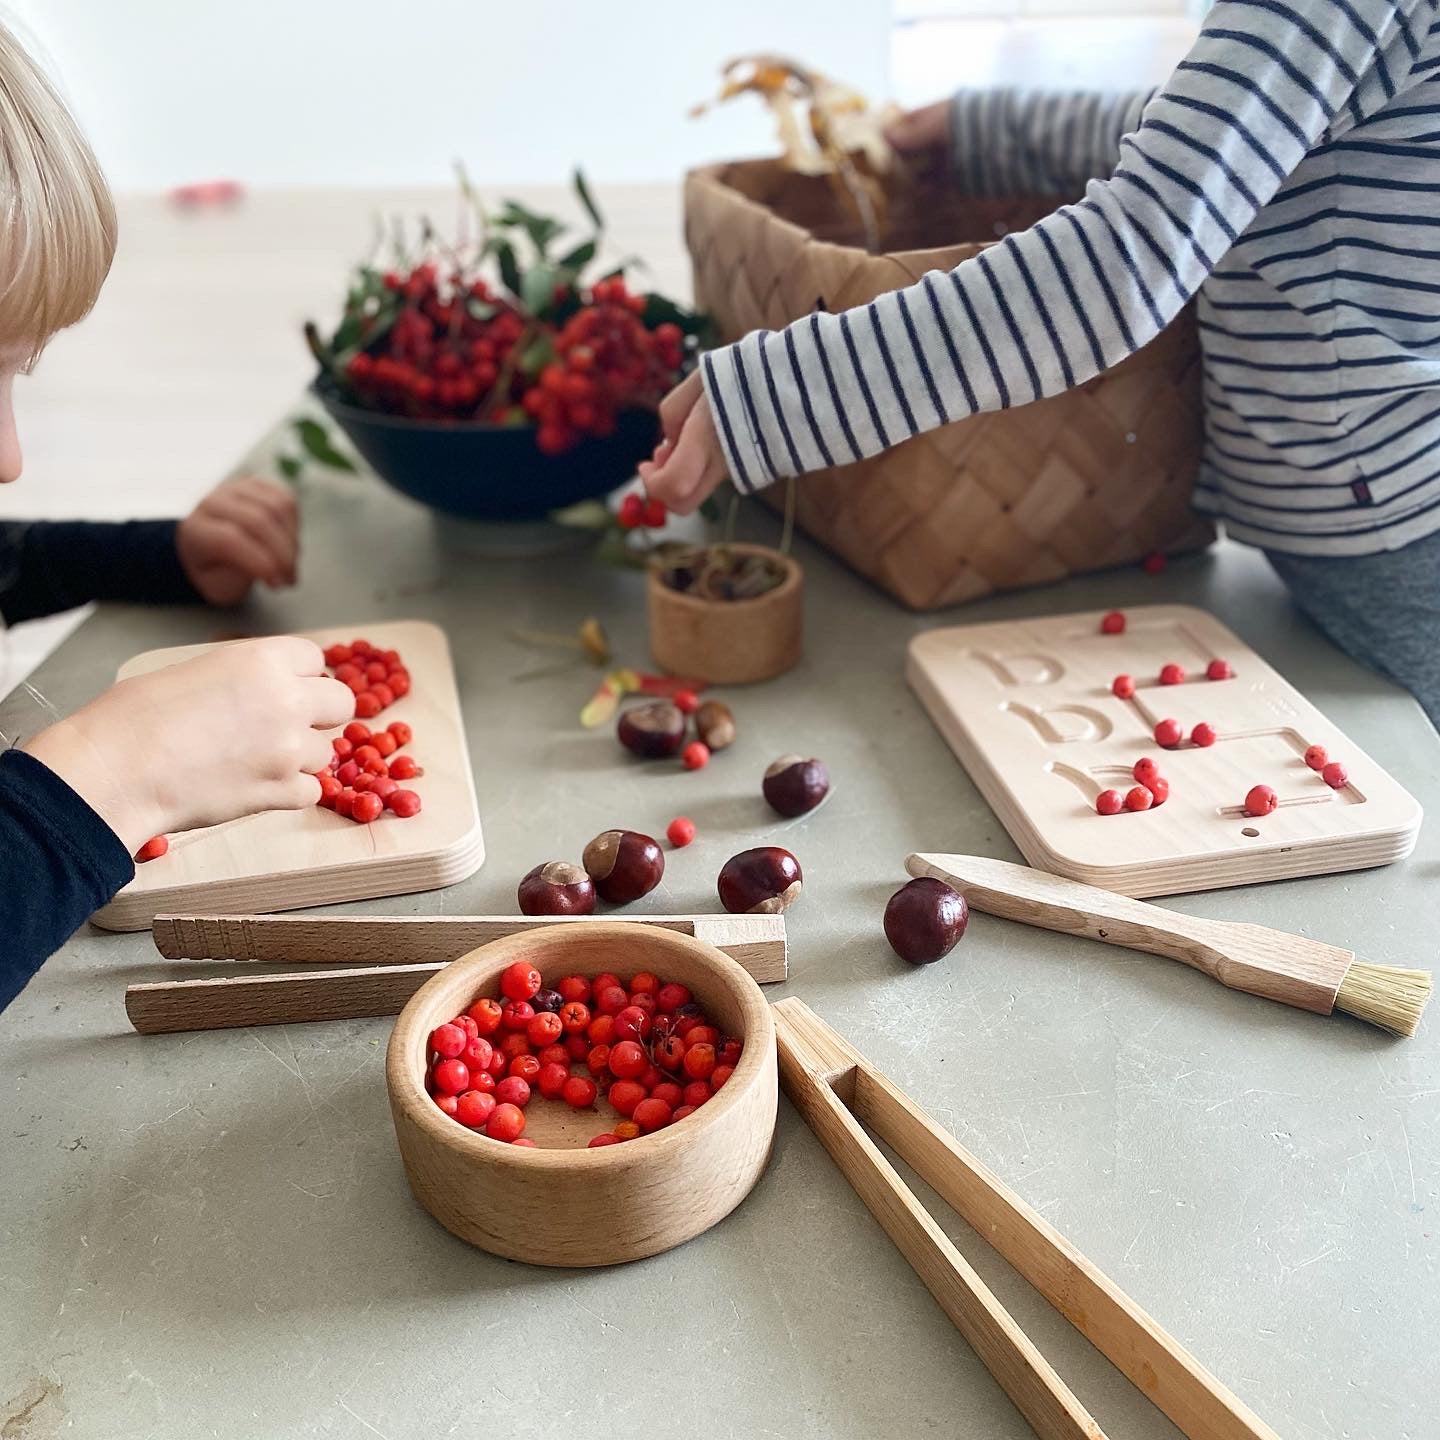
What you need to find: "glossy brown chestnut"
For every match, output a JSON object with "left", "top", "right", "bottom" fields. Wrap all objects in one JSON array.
[
  {"left": 582, "top": 829, "right": 665, "bottom": 904},
  {"left": 717, "top": 847, "right": 803, "bottom": 915},
  {"left": 617, "top": 702, "right": 686, "bottom": 759},
  {"left": 516, "top": 860, "right": 596, "bottom": 917},
  {"left": 762, "top": 755, "right": 830, "bottom": 817},
  {"left": 694, "top": 700, "right": 736, "bottom": 752},
  {"left": 883, "top": 877, "right": 968, "bottom": 965}
]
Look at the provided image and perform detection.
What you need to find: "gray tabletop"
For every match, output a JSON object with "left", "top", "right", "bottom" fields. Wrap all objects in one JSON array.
[{"left": 3, "top": 472, "right": 1436, "bottom": 1440}]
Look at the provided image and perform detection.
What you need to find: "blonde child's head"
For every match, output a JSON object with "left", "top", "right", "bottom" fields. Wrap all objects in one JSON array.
[{"left": 0, "top": 20, "right": 114, "bottom": 365}]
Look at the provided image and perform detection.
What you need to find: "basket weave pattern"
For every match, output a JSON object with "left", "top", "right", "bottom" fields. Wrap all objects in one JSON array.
[{"left": 684, "top": 161, "right": 1212, "bottom": 611}]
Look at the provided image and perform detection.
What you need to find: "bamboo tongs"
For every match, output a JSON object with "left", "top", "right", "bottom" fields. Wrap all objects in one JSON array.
[{"left": 774, "top": 997, "right": 1280, "bottom": 1440}]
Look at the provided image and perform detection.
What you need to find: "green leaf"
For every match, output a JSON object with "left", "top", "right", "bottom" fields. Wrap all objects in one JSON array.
[
  {"left": 493, "top": 238, "right": 522, "bottom": 300},
  {"left": 639, "top": 292, "right": 713, "bottom": 338},
  {"left": 573, "top": 168, "right": 605, "bottom": 233},
  {"left": 294, "top": 417, "right": 358, "bottom": 473},
  {"left": 466, "top": 297, "right": 498, "bottom": 322},
  {"left": 496, "top": 201, "right": 565, "bottom": 258},
  {"left": 517, "top": 332, "right": 556, "bottom": 378},
  {"left": 557, "top": 238, "right": 597, "bottom": 273},
  {"left": 520, "top": 261, "right": 559, "bottom": 317},
  {"left": 277, "top": 454, "right": 303, "bottom": 482}
]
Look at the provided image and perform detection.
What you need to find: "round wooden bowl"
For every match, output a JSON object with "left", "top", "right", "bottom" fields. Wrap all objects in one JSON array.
[
  {"left": 647, "top": 543, "right": 803, "bottom": 684},
  {"left": 385, "top": 922, "right": 777, "bottom": 1267}
]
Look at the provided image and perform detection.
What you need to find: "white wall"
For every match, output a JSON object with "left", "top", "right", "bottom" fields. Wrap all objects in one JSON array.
[{"left": 3, "top": 0, "right": 892, "bottom": 191}]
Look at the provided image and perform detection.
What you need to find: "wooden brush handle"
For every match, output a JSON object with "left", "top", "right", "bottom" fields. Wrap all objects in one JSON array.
[{"left": 906, "top": 853, "right": 1352, "bottom": 1016}]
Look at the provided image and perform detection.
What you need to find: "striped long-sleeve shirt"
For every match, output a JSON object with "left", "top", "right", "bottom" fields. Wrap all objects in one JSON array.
[{"left": 701, "top": 0, "right": 1440, "bottom": 558}]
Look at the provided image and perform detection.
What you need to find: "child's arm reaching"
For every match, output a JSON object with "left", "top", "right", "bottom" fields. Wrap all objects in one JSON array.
[{"left": 644, "top": 0, "right": 1423, "bottom": 513}]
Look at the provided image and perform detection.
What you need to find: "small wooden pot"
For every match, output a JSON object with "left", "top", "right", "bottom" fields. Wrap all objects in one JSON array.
[
  {"left": 386, "top": 922, "right": 778, "bottom": 1267},
  {"left": 648, "top": 544, "right": 803, "bottom": 685}
]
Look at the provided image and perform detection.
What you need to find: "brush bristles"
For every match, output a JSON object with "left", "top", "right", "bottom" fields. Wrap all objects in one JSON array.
[{"left": 1335, "top": 963, "right": 1433, "bottom": 1037}]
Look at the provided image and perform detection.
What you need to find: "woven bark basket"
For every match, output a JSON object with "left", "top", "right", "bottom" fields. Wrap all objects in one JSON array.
[{"left": 684, "top": 160, "right": 1212, "bottom": 611}]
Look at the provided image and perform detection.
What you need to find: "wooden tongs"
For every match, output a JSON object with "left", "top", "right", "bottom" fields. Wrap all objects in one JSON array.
[{"left": 774, "top": 997, "right": 1279, "bottom": 1440}]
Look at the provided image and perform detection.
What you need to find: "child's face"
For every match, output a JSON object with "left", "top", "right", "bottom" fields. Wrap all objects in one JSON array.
[{"left": 0, "top": 347, "right": 26, "bottom": 484}]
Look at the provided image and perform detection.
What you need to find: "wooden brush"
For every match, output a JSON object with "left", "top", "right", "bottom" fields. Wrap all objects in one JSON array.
[{"left": 907, "top": 853, "right": 1431, "bottom": 1037}]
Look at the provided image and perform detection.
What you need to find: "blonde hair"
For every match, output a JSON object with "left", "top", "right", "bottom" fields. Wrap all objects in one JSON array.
[{"left": 0, "top": 22, "right": 115, "bottom": 359}]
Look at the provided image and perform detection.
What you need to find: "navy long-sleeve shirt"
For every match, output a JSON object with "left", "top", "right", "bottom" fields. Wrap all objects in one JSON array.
[{"left": 1, "top": 518, "right": 201, "bottom": 1007}]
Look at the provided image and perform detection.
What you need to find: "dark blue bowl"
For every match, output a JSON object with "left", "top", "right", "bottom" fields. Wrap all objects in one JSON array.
[{"left": 313, "top": 379, "right": 659, "bottom": 521}]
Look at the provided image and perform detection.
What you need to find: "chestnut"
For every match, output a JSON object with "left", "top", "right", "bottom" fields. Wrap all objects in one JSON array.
[
  {"left": 582, "top": 829, "right": 665, "bottom": 904},
  {"left": 762, "top": 755, "right": 831, "bottom": 817},
  {"left": 517, "top": 860, "right": 596, "bottom": 917},
  {"left": 718, "top": 846, "right": 803, "bottom": 915},
  {"left": 883, "top": 877, "right": 968, "bottom": 965},
  {"left": 531, "top": 987, "right": 564, "bottom": 1014},
  {"left": 694, "top": 700, "right": 736, "bottom": 752},
  {"left": 617, "top": 702, "right": 686, "bottom": 759}
]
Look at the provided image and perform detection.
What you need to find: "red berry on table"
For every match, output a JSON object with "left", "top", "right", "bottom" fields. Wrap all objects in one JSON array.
[
  {"left": 1142, "top": 551, "right": 1167, "bottom": 574},
  {"left": 1206, "top": 658, "right": 1232, "bottom": 681},
  {"left": 673, "top": 689, "right": 700, "bottom": 715},
  {"left": 343, "top": 721, "right": 371, "bottom": 744},
  {"left": 667, "top": 816, "right": 697, "bottom": 847},
  {"left": 500, "top": 960, "right": 540, "bottom": 1001},
  {"left": 429, "top": 1022, "right": 466, "bottom": 1059},
  {"left": 387, "top": 754, "right": 420, "bottom": 781},
  {"left": 1159, "top": 663, "right": 1185, "bottom": 686},
  {"left": 607, "top": 1080, "right": 647, "bottom": 1117},
  {"left": 432, "top": 1058, "right": 470, "bottom": 1095},
  {"left": 562, "top": 1075, "right": 599, "bottom": 1109},
  {"left": 608, "top": 1040, "right": 647, "bottom": 1079},
  {"left": 1125, "top": 785, "right": 1154, "bottom": 813},
  {"left": 1154, "top": 718, "right": 1183, "bottom": 749},
  {"left": 494, "top": 1076, "right": 531, "bottom": 1108},
  {"left": 353, "top": 744, "right": 382, "bottom": 768},
  {"left": 682, "top": 741, "right": 710, "bottom": 770},
  {"left": 372, "top": 730, "right": 398, "bottom": 759},
  {"left": 351, "top": 791, "right": 384, "bottom": 824},
  {"left": 633, "top": 1097, "right": 673, "bottom": 1133},
  {"left": 486, "top": 1103, "right": 525, "bottom": 1143},
  {"left": 537, "top": 1062, "right": 569, "bottom": 1100},
  {"left": 332, "top": 788, "right": 356, "bottom": 818},
  {"left": 1100, "top": 611, "right": 1126, "bottom": 635},
  {"left": 1145, "top": 776, "right": 1170, "bottom": 806},
  {"left": 1245, "top": 784, "right": 1278, "bottom": 817},
  {"left": 1322, "top": 761, "right": 1349, "bottom": 789},
  {"left": 354, "top": 692, "right": 382, "bottom": 719},
  {"left": 467, "top": 997, "right": 502, "bottom": 1035},
  {"left": 387, "top": 720, "right": 413, "bottom": 747},
  {"left": 588, "top": 1133, "right": 622, "bottom": 1148},
  {"left": 1191, "top": 722, "right": 1217, "bottom": 747},
  {"left": 324, "top": 643, "right": 352, "bottom": 667},
  {"left": 388, "top": 789, "right": 422, "bottom": 818},
  {"left": 1133, "top": 757, "right": 1161, "bottom": 784},
  {"left": 1095, "top": 789, "right": 1124, "bottom": 816},
  {"left": 135, "top": 835, "right": 169, "bottom": 862},
  {"left": 370, "top": 683, "right": 395, "bottom": 709},
  {"left": 388, "top": 670, "right": 411, "bottom": 699},
  {"left": 335, "top": 760, "right": 360, "bottom": 786},
  {"left": 454, "top": 1090, "right": 496, "bottom": 1130},
  {"left": 316, "top": 773, "right": 343, "bottom": 808},
  {"left": 370, "top": 776, "right": 399, "bottom": 803},
  {"left": 331, "top": 737, "right": 354, "bottom": 761},
  {"left": 1112, "top": 674, "right": 1136, "bottom": 699},
  {"left": 1304, "top": 744, "right": 1328, "bottom": 771},
  {"left": 364, "top": 662, "right": 388, "bottom": 686}
]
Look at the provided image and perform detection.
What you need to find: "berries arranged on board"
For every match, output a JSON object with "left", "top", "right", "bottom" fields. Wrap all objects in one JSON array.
[
  {"left": 1191, "top": 722, "right": 1217, "bottom": 748},
  {"left": 1206, "top": 658, "right": 1232, "bottom": 681},
  {"left": 1322, "top": 761, "right": 1349, "bottom": 790},
  {"left": 135, "top": 835, "right": 169, "bottom": 862},
  {"left": 666, "top": 816, "right": 697, "bottom": 848},
  {"left": 424, "top": 965, "right": 743, "bottom": 1146},
  {"left": 315, "top": 709, "right": 426, "bottom": 827},
  {"left": 1125, "top": 785, "right": 1154, "bottom": 813},
  {"left": 1100, "top": 756, "right": 1170, "bottom": 816},
  {"left": 1154, "top": 717, "right": 1184, "bottom": 749},
  {"left": 1111, "top": 674, "right": 1136, "bottom": 699},
  {"left": 1133, "top": 757, "right": 1161, "bottom": 785},
  {"left": 1096, "top": 788, "right": 1124, "bottom": 816},
  {"left": 1245, "top": 784, "right": 1279, "bottom": 818},
  {"left": 1304, "top": 744, "right": 1328, "bottom": 771},
  {"left": 325, "top": 636, "right": 410, "bottom": 719},
  {"left": 1159, "top": 662, "right": 1185, "bottom": 686},
  {"left": 1100, "top": 611, "right": 1126, "bottom": 635}
]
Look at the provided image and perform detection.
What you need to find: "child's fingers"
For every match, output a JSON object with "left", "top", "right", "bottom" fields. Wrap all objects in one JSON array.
[
  {"left": 298, "top": 730, "right": 336, "bottom": 776},
  {"left": 658, "top": 370, "right": 703, "bottom": 447},
  {"left": 188, "top": 515, "right": 282, "bottom": 588},
  {"left": 205, "top": 491, "right": 298, "bottom": 583},
  {"left": 304, "top": 674, "right": 359, "bottom": 731}
]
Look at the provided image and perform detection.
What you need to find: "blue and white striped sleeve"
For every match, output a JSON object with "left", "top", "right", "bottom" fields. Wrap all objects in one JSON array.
[
  {"left": 701, "top": 0, "right": 1419, "bottom": 494},
  {"left": 949, "top": 88, "right": 1155, "bottom": 197}
]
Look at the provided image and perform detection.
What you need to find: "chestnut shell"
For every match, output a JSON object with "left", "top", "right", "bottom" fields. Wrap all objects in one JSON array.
[
  {"left": 582, "top": 829, "right": 665, "bottom": 904},
  {"left": 717, "top": 846, "right": 803, "bottom": 915},
  {"left": 883, "top": 877, "right": 968, "bottom": 965},
  {"left": 617, "top": 702, "right": 686, "bottom": 759},
  {"left": 517, "top": 860, "right": 596, "bottom": 917},
  {"left": 762, "top": 755, "right": 831, "bottom": 818}
]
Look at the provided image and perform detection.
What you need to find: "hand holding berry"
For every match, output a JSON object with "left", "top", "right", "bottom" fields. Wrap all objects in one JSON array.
[
  {"left": 638, "top": 370, "right": 729, "bottom": 516},
  {"left": 24, "top": 637, "right": 353, "bottom": 852},
  {"left": 176, "top": 475, "right": 300, "bottom": 606}
]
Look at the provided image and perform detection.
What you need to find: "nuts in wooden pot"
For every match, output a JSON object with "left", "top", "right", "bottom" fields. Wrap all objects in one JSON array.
[
  {"left": 693, "top": 700, "right": 736, "bottom": 752},
  {"left": 516, "top": 861, "right": 597, "bottom": 916},
  {"left": 617, "top": 702, "right": 686, "bottom": 759},
  {"left": 762, "top": 755, "right": 830, "bottom": 817},
  {"left": 718, "top": 847, "right": 802, "bottom": 914},
  {"left": 582, "top": 829, "right": 665, "bottom": 903},
  {"left": 884, "top": 877, "right": 968, "bottom": 965}
]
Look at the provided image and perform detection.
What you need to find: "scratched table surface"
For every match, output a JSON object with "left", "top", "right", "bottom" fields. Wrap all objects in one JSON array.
[{"left": 3, "top": 206, "right": 1439, "bottom": 1440}]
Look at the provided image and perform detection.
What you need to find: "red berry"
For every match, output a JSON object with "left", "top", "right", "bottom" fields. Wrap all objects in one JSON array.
[
  {"left": 387, "top": 671, "right": 411, "bottom": 699},
  {"left": 429, "top": 1022, "right": 466, "bottom": 1058},
  {"left": 1145, "top": 776, "right": 1170, "bottom": 806},
  {"left": 135, "top": 835, "right": 169, "bottom": 862},
  {"left": 1142, "top": 551, "right": 1167, "bottom": 574},
  {"left": 656, "top": 981, "right": 691, "bottom": 1011},
  {"left": 617, "top": 493, "right": 645, "bottom": 529},
  {"left": 501, "top": 1000, "right": 535, "bottom": 1032},
  {"left": 1095, "top": 789, "right": 1124, "bottom": 816},
  {"left": 509, "top": 1053, "right": 541, "bottom": 1083},
  {"left": 354, "top": 692, "right": 382, "bottom": 719},
  {"left": 559, "top": 1001, "right": 590, "bottom": 1033},
  {"left": 558, "top": 975, "right": 591, "bottom": 1004},
  {"left": 651, "top": 1081, "right": 684, "bottom": 1110},
  {"left": 1133, "top": 757, "right": 1161, "bottom": 784},
  {"left": 666, "top": 816, "right": 697, "bottom": 848},
  {"left": 460, "top": 1037, "right": 493, "bottom": 1071},
  {"left": 682, "top": 1043, "right": 717, "bottom": 1081},
  {"left": 684, "top": 1024, "right": 719, "bottom": 1049},
  {"left": 1245, "top": 784, "right": 1278, "bottom": 817},
  {"left": 710, "top": 1064, "right": 735, "bottom": 1090},
  {"left": 588, "top": 1133, "right": 622, "bottom": 1148},
  {"left": 350, "top": 791, "right": 384, "bottom": 824},
  {"left": 607, "top": 1080, "right": 647, "bottom": 1117},
  {"left": 387, "top": 720, "right": 413, "bottom": 747},
  {"left": 1304, "top": 745, "right": 1328, "bottom": 771},
  {"left": 562, "top": 1075, "right": 598, "bottom": 1109},
  {"left": 387, "top": 754, "right": 420, "bottom": 781},
  {"left": 316, "top": 772, "right": 343, "bottom": 809},
  {"left": 537, "top": 1063, "right": 570, "bottom": 1099},
  {"left": 1112, "top": 674, "right": 1136, "bottom": 699},
  {"left": 526, "top": 1012, "right": 563, "bottom": 1047},
  {"left": 1154, "top": 718, "right": 1183, "bottom": 749},
  {"left": 331, "top": 737, "right": 354, "bottom": 761},
  {"left": 501, "top": 960, "right": 541, "bottom": 1001},
  {"left": 335, "top": 760, "right": 360, "bottom": 786},
  {"left": 566, "top": 1033, "right": 590, "bottom": 1061},
  {"left": 1206, "top": 658, "right": 1232, "bottom": 681},
  {"left": 371, "top": 730, "right": 398, "bottom": 758},
  {"left": 1125, "top": 786, "right": 1154, "bottom": 813},
  {"left": 633, "top": 1097, "right": 673, "bottom": 1133},
  {"left": 486, "top": 1104, "right": 525, "bottom": 1142},
  {"left": 324, "top": 644, "right": 353, "bottom": 667},
  {"left": 538, "top": 1043, "right": 570, "bottom": 1068},
  {"left": 673, "top": 690, "right": 700, "bottom": 715},
  {"left": 511, "top": 1138, "right": 538, "bottom": 1149},
  {"left": 613, "top": 1005, "right": 651, "bottom": 1043},
  {"left": 682, "top": 1080, "right": 712, "bottom": 1108},
  {"left": 641, "top": 498, "right": 667, "bottom": 528},
  {"left": 653, "top": 1035, "right": 686, "bottom": 1071},
  {"left": 671, "top": 1105, "right": 697, "bottom": 1123},
  {"left": 467, "top": 997, "right": 502, "bottom": 1035},
  {"left": 681, "top": 741, "right": 710, "bottom": 770},
  {"left": 595, "top": 985, "right": 629, "bottom": 1017},
  {"left": 370, "top": 776, "right": 399, "bottom": 803},
  {"left": 1322, "top": 761, "right": 1348, "bottom": 789},
  {"left": 608, "top": 1040, "right": 647, "bottom": 1079},
  {"left": 434, "top": 1094, "right": 459, "bottom": 1117},
  {"left": 499, "top": 1032, "right": 530, "bottom": 1062},
  {"left": 586, "top": 1014, "right": 615, "bottom": 1046},
  {"left": 494, "top": 1076, "right": 531, "bottom": 1108},
  {"left": 1100, "top": 611, "right": 1126, "bottom": 635},
  {"left": 612, "top": 1120, "right": 641, "bottom": 1141},
  {"left": 1191, "top": 722, "right": 1217, "bottom": 747},
  {"left": 432, "top": 1058, "right": 470, "bottom": 1095},
  {"left": 628, "top": 971, "right": 660, "bottom": 996},
  {"left": 389, "top": 789, "right": 422, "bottom": 818},
  {"left": 454, "top": 1090, "right": 496, "bottom": 1129},
  {"left": 586, "top": 1044, "right": 611, "bottom": 1078},
  {"left": 591, "top": 971, "right": 622, "bottom": 997},
  {"left": 1159, "top": 663, "right": 1185, "bottom": 686}
]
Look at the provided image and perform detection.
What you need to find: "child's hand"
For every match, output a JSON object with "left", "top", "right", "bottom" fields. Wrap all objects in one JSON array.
[
  {"left": 885, "top": 100, "right": 950, "bottom": 161},
  {"left": 638, "top": 372, "right": 730, "bottom": 516},
  {"left": 177, "top": 475, "right": 300, "bottom": 606},
  {"left": 24, "top": 637, "right": 353, "bottom": 852}
]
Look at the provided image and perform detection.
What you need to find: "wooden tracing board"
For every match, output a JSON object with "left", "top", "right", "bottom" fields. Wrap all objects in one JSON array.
[
  {"left": 93, "top": 620, "right": 484, "bottom": 930},
  {"left": 906, "top": 605, "right": 1422, "bottom": 897}
]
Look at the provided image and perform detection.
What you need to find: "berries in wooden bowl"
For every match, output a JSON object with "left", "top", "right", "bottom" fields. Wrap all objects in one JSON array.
[{"left": 385, "top": 922, "right": 777, "bottom": 1267}]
